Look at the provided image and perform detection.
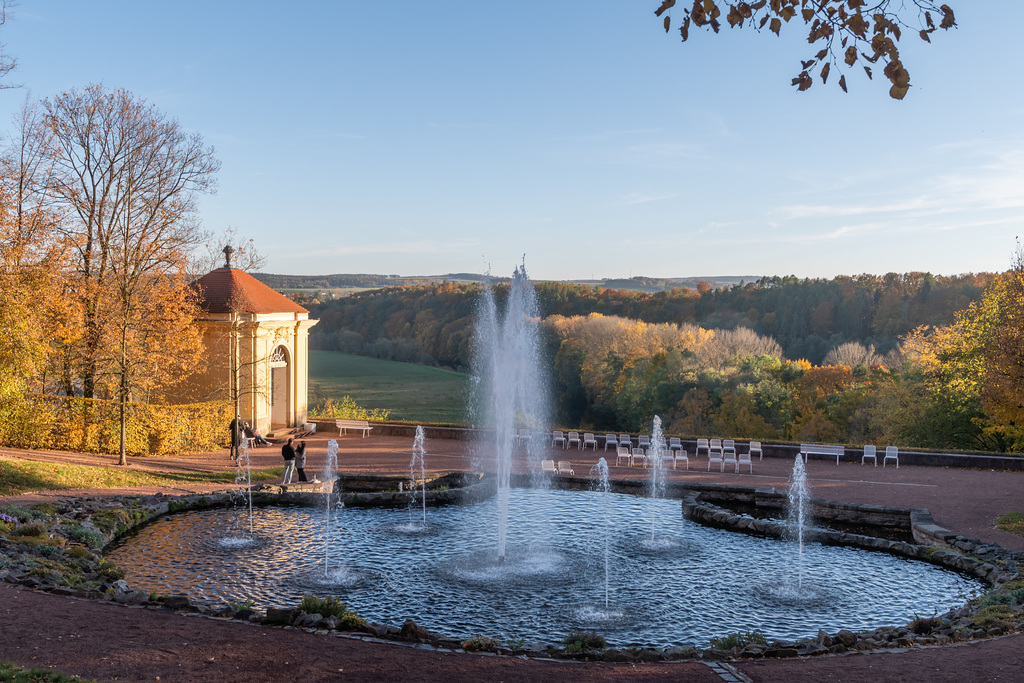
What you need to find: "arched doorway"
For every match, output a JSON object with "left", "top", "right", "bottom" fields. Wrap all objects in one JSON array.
[{"left": 270, "top": 345, "right": 290, "bottom": 428}]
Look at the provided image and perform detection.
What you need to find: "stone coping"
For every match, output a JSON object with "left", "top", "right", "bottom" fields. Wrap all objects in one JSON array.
[{"left": 679, "top": 489, "right": 1023, "bottom": 585}]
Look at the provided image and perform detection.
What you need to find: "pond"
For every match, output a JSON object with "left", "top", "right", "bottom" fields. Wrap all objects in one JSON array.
[{"left": 107, "top": 487, "right": 982, "bottom": 647}]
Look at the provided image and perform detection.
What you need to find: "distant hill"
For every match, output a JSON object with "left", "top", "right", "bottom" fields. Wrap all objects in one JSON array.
[{"left": 251, "top": 272, "right": 754, "bottom": 295}]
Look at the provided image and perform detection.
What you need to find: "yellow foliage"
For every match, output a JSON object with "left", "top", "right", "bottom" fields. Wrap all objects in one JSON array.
[{"left": 0, "top": 393, "right": 232, "bottom": 456}]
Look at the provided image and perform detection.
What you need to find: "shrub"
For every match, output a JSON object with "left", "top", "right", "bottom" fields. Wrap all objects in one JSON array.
[
  {"left": 709, "top": 630, "right": 768, "bottom": 650},
  {"left": 308, "top": 396, "right": 390, "bottom": 421},
  {"left": 461, "top": 635, "right": 501, "bottom": 652},
  {"left": 10, "top": 522, "right": 48, "bottom": 538},
  {"left": 562, "top": 629, "right": 606, "bottom": 653},
  {"left": 0, "top": 393, "right": 232, "bottom": 455},
  {"left": 297, "top": 594, "right": 366, "bottom": 630},
  {"left": 64, "top": 546, "right": 93, "bottom": 560},
  {"left": 1, "top": 504, "right": 42, "bottom": 522},
  {"left": 996, "top": 513, "right": 1024, "bottom": 537},
  {"left": 971, "top": 605, "right": 1016, "bottom": 630},
  {"left": 90, "top": 508, "right": 146, "bottom": 534},
  {"left": 977, "top": 588, "right": 1024, "bottom": 608},
  {"left": 63, "top": 524, "right": 106, "bottom": 549},
  {"left": 14, "top": 535, "right": 65, "bottom": 549},
  {"left": 978, "top": 593, "right": 1014, "bottom": 608},
  {"left": 97, "top": 559, "right": 124, "bottom": 581},
  {"left": 909, "top": 617, "right": 944, "bottom": 634}
]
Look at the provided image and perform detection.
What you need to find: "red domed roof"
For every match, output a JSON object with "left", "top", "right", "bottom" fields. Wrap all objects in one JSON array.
[{"left": 190, "top": 268, "right": 308, "bottom": 315}]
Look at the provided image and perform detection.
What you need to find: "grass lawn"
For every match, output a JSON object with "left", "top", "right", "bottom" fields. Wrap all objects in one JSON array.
[
  {"left": 308, "top": 350, "right": 469, "bottom": 424},
  {"left": 0, "top": 458, "right": 281, "bottom": 497}
]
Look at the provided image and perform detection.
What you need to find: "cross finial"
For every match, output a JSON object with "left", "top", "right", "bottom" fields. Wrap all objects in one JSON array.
[{"left": 222, "top": 245, "right": 234, "bottom": 269}]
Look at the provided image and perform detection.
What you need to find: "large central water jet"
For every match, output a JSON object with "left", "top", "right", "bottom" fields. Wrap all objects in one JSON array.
[{"left": 470, "top": 265, "right": 550, "bottom": 562}]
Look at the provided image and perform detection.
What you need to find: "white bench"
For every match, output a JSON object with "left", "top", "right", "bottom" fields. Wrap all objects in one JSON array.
[
  {"left": 800, "top": 443, "right": 844, "bottom": 465},
  {"left": 335, "top": 419, "right": 372, "bottom": 437}
]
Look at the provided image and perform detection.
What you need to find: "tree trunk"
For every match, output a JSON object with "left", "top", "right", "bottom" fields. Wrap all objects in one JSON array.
[{"left": 118, "top": 331, "right": 128, "bottom": 466}]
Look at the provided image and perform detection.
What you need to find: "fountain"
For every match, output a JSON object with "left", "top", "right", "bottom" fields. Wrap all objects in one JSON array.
[
  {"left": 786, "top": 453, "right": 810, "bottom": 594},
  {"left": 470, "top": 264, "right": 550, "bottom": 562},
  {"left": 220, "top": 438, "right": 256, "bottom": 548},
  {"left": 410, "top": 426, "right": 427, "bottom": 526},
  {"left": 235, "top": 437, "right": 254, "bottom": 537},
  {"left": 646, "top": 416, "right": 668, "bottom": 545},
  {"left": 322, "top": 439, "right": 340, "bottom": 575},
  {"left": 590, "top": 457, "right": 612, "bottom": 611}
]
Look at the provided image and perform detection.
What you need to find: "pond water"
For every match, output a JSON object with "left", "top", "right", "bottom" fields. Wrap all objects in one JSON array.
[{"left": 107, "top": 488, "right": 982, "bottom": 647}]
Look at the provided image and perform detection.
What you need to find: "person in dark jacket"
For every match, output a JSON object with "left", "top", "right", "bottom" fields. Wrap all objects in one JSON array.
[
  {"left": 295, "top": 440, "right": 309, "bottom": 482},
  {"left": 281, "top": 438, "right": 296, "bottom": 484}
]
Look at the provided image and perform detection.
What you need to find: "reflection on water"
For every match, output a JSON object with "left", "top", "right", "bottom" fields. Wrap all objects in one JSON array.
[{"left": 106, "top": 488, "right": 981, "bottom": 647}]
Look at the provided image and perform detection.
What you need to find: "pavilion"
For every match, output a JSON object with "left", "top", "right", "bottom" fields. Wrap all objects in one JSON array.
[{"left": 184, "top": 249, "right": 318, "bottom": 435}]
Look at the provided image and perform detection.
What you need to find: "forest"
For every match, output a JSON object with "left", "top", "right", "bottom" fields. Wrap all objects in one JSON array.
[
  {"left": 304, "top": 267, "right": 1024, "bottom": 453},
  {"left": 305, "top": 271, "right": 994, "bottom": 368}
]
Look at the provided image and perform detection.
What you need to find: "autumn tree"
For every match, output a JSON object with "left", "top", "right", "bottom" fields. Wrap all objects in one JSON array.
[
  {"left": 0, "top": 1, "right": 16, "bottom": 87},
  {"left": 823, "top": 341, "right": 884, "bottom": 368},
  {"left": 980, "top": 243, "right": 1024, "bottom": 451},
  {"left": 655, "top": 0, "right": 957, "bottom": 98},
  {"left": 97, "top": 225, "right": 206, "bottom": 465},
  {"left": 0, "top": 100, "right": 73, "bottom": 389},
  {"left": 191, "top": 226, "right": 267, "bottom": 276},
  {"left": 29, "top": 85, "right": 220, "bottom": 463},
  {"left": 901, "top": 299, "right": 998, "bottom": 451},
  {"left": 36, "top": 85, "right": 220, "bottom": 402}
]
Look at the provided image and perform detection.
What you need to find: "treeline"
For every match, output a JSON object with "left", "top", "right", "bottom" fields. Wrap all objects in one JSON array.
[
  {"left": 542, "top": 314, "right": 951, "bottom": 450},
  {"left": 544, "top": 252, "right": 1024, "bottom": 454},
  {"left": 254, "top": 272, "right": 501, "bottom": 292},
  {"left": 307, "top": 272, "right": 993, "bottom": 368},
  {"left": 309, "top": 282, "right": 479, "bottom": 369}
]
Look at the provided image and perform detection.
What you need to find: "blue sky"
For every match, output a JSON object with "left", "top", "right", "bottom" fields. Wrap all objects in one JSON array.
[{"left": 1, "top": 2, "right": 1021, "bottom": 281}]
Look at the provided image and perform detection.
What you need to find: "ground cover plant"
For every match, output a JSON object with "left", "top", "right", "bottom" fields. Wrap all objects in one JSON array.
[
  {"left": 0, "top": 458, "right": 279, "bottom": 497},
  {"left": 0, "top": 659, "right": 95, "bottom": 682},
  {"left": 308, "top": 350, "right": 468, "bottom": 424},
  {"left": 997, "top": 513, "right": 1024, "bottom": 537},
  {"left": 297, "top": 594, "right": 366, "bottom": 630}
]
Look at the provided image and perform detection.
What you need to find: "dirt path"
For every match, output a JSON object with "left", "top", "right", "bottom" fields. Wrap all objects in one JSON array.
[{"left": 3, "top": 436, "right": 1024, "bottom": 681}]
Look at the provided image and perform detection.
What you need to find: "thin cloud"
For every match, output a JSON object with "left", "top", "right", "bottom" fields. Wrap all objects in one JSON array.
[
  {"left": 322, "top": 238, "right": 479, "bottom": 257},
  {"left": 614, "top": 191, "right": 679, "bottom": 206}
]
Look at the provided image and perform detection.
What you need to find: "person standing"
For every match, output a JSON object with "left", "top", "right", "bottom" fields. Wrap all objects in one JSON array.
[
  {"left": 229, "top": 416, "right": 243, "bottom": 461},
  {"left": 281, "top": 438, "right": 297, "bottom": 484},
  {"left": 295, "top": 440, "right": 309, "bottom": 482}
]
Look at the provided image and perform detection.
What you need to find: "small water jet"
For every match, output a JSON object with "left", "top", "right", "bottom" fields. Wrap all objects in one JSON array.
[
  {"left": 787, "top": 453, "right": 810, "bottom": 593},
  {"left": 591, "top": 457, "right": 612, "bottom": 611},
  {"left": 322, "top": 439, "right": 340, "bottom": 576},
  {"left": 219, "top": 438, "right": 257, "bottom": 548},
  {"left": 410, "top": 426, "right": 427, "bottom": 526},
  {"left": 647, "top": 416, "right": 668, "bottom": 544}
]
